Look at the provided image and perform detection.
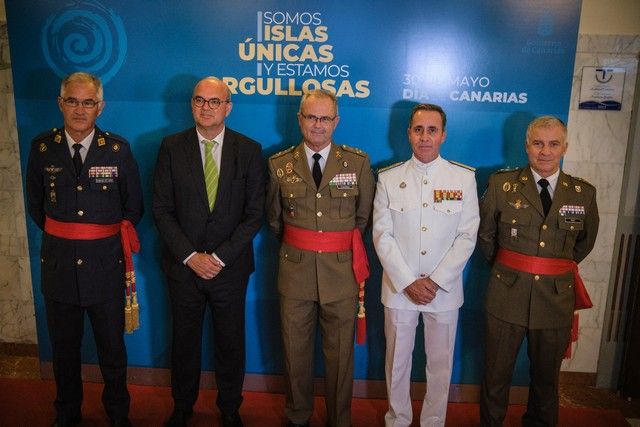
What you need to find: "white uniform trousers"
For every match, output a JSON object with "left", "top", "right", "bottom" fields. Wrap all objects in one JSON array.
[{"left": 384, "top": 307, "right": 459, "bottom": 427}]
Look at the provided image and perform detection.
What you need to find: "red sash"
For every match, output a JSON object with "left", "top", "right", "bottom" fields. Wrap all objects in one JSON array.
[
  {"left": 495, "top": 247, "right": 592, "bottom": 357},
  {"left": 283, "top": 224, "right": 369, "bottom": 344},
  {"left": 44, "top": 215, "right": 141, "bottom": 333}
]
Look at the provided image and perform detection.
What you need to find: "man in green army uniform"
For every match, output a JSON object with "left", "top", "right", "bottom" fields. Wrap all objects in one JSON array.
[
  {"left": 266, "top": 89, "right": 375, "bottom": 427},
  {"left": 478, "top": 116, "right": 599, "bottom": 426}
]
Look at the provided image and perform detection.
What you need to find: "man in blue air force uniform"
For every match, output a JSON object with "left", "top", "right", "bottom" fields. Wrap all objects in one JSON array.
[{"left": 26, "top": 72, "right": 143, "bottom": 427}]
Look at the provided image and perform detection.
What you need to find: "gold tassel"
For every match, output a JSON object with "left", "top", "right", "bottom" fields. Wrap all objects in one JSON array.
[
  {"left": 124, "top": 294, "right": 133, "bottom": 334},
  {"left": 131, "top": 291, "right": 140, "bottom": 331}
]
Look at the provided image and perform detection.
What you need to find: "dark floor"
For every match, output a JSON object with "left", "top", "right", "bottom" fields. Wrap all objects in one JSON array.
[{"left": 2, "top": 343, "right": 640, "bottom": 420}]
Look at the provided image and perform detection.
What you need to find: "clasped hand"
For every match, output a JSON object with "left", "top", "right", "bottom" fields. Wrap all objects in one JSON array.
[
  {"left": 405, "top": 277, "right": 439, "bottom": 305},
  {"left": 186, "top": 252, "right": 222, "bottom": 280}
]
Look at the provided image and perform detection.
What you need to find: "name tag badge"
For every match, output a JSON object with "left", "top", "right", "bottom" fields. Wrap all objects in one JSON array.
[{"left": 511, "top": 228, "right": 518, "bottom": 239}]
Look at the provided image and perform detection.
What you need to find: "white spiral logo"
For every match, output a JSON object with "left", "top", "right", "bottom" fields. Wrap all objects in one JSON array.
[{"left": 41, "top": 0, "right": 127, "bottom": 84}]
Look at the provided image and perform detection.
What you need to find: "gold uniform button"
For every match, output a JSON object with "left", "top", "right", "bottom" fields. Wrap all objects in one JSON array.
[
  {"left": 49, "top": 182, "right": 55, "bottom": 187},
  {"left": 316, "top": 193, "right": 321, "bottom": 198},
  {"left": 289, "top": 193, "right": 294, "bottom": 198},
  {"left": 317, "top": 211, "right": 323, "bottom": 217},
  {"left": 496, "top": 273, "right": 501, "bottom": 279},
  {"left": 421, "top": 250, "right": 426, "bottom": 255},
  {"left": 422, "top": 202, "right": 428, "bottom": 208},
  {"left": 534, "top": 275, "right": 540, "bottom": 281},
  {"left": 77, "top": 210, "right": 84, "bottom": 216},
  {"left": 76, "top": 259, "right": 83, "bottom": 265},
  {"left": 343, "top": 192, "right": 348, "bottom": 197},
  {"left": 76, "top": 185, "right": 83, "bottom": 191},
  {"left": 421, "top": 226, "right": 427, "bottom": 231},
  {"left": 539, "top": 241, "right": 545, "bottom": 248},
  {"left": 511, "top": 219, "right": 516, "bottom": 224},
  {"left": 102, "top": 185, "right": 108, "bottom": 190},
  {"left": 570, "top": 225, "right": 575, "bottom": 230},
  {"left": 542, "top": 224, "right": 547, "bottom": 230}
]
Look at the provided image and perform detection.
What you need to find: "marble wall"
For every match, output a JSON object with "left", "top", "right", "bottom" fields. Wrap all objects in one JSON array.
[
  {"left": 562, "top": 34, "right": 640, "bottom": 372},
  {"left": 0, "top": 1, "right": 37, "bottom": 344},
  {"left": 1, "top": 0, "right": 639, "bottom": 375}
]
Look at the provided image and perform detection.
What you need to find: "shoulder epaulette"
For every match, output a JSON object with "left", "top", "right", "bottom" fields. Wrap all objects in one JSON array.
[
  {"left": 494, "top": 167, "right": 518, "bottom": 174},
  {"left": 378, "top": 161, "right": 404, "bottom": 174},
  {"left": 448, "top": 160, "right": 475, "bottom": 172},
  {"left": 102, "top": 131, "right": 127, "bottom": 144},
  {"left": 270, "top": 146, "right": 295, "bottom": 160},
  {"left": 572, "top": 175, "right": 595, "bottom": 188},
  {"left": 33, "top": 128, "right": 59, "bottom": 142},
  {"left": 341, "top": 144, "right": 367, "bottom": 157}
]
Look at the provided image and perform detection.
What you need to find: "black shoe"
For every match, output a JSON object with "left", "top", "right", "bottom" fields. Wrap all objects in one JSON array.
[
  {"left": 222, "top": 412, "right": 243, "bottom": 427},
  {"left": 165, "top": 408, "right": 193, "bottom": 427},
  {"left": 287, "top": 422, "right": 309, "bottom": 427},
  {"left": 112, "top": 418, "right": 132, "bottom": 427},
  {"left": 50, "top": 416, "right": 81, "bottom": 427}
]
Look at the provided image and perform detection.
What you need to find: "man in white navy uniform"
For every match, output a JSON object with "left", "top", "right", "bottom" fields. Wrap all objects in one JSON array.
[{"left": 373, "top": 103, "right": 479, "bottom": 427}]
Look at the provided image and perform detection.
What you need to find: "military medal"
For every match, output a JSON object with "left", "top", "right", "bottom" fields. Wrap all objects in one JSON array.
[
  {"left": 39, "top": 143, "right": 47, "bottom": 152},
  {"left": 287, "top": 203, "right": 296, "bottom": 217},
  {"left": 512, "top": 183, "right": 518, "bottom": 193},
  {"left": 511, "top": 228, "right": 518, "bottom": 239}
]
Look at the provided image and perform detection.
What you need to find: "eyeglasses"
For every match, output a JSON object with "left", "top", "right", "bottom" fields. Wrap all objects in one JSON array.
[
  {"left": 192, "top": 96, "right": 231, "bottom": 109},
  {"left": 60, "top": 97, "right": 102, "bottom": 108},
  {"left": 299, "top": 112, "right": 336, "bottom": 124}
]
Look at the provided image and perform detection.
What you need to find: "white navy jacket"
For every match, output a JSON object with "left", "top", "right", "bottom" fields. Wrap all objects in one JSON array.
[{"left": 373, "top": 155, "right": 479, "bottom": 312}]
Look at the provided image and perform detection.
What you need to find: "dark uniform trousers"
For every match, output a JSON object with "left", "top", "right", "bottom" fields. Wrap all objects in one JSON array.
[{"left": 26, "top": 127, "right": 143, "bottom": 422}]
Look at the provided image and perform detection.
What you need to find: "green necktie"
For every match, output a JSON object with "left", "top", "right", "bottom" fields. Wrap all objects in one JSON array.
[{"left": 203, "top": 139, "right": 219, "bottom": 211}]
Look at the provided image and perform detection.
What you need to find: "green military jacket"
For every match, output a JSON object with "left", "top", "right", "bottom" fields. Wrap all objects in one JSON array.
[
  {"left": 478, "top": 166, "right": 599, "bottom": 329},
  {"left": 266, "top": 142, "right": 375, "bottom": 303}
]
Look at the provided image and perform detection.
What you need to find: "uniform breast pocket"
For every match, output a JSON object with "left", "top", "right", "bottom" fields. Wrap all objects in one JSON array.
[
  {"left": 281, "top": 184, "right": 307, "bottom": 219},
  {"left": 89, "top": 178, "right": 121, "bottom": 211},
  {"left": 43, "top": 173, "right": 73, "bottom": 213},
  {"left": 498, "top": 209, "right": 531, "bottom": 249},
  {"left": 329, "top": 186, "right": 359, "bottom": 219},
  {"left": 559, "top": 215, "right": 584, "bottom": 253}
]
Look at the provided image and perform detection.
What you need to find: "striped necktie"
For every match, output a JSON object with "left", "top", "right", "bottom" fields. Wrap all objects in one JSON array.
[{"left": 203, "top": 139, "right": 219, "bottom": 211}]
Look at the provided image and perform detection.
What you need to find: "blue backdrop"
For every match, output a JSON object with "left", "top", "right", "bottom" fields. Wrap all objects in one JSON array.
[{"left": 6, "top": 0, "right": 581, "bottom": 386}]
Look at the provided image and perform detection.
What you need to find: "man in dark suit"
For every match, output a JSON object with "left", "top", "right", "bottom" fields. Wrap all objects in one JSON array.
[
  {"left": 26, "top": 72, "right": 143, "bottom": 427},
  {"left": 478, "top": 116, "right": 599, "bottom": 426},
  {"left": 266, "top": 89, "right": 375, "bottom": 427},
  {"left": 152, "top": 76, "right": 264, "bottom": 427}
]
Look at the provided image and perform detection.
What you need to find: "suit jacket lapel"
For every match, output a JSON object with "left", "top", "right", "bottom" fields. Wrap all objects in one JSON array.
[
  {"left": 184, "top": 128, "right": 209, "bottom": 212},
  {"left": 319, "top": 143, "right": 340, "bottom": 190},
  {"left": 548, "top": 171, "right": 571, "bottom": 221},
  {"left": 292, "top": 142, "right": 315, "bottom": 190},
  {"left": 215, "top": 129, "right": 237, "bottom": 212},
  {"left": 82, "top": 127, "right": 105, "bottom": 174},
  {"left": 517, "top": 167, "right": 544, "bottom": 217},
  {"left": 52, "top": 130, "right": 77, "bottom": 179}
]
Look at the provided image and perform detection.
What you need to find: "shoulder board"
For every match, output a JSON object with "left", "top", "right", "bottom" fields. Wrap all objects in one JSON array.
[
  {"left": 269, "top": 146, "right": 295, "bottom": 160},
  {"left": 572, "top": 175, "right": 595, "bottom": 188},
  {"left": 494, "top": 167, "right": 519, "bottom": 174},
  {"left": 378, "top": 161, "right": 404, "bottom": 174},
  {"left": 33, "top": 128, "right": 60, "bottom": 142},
  {"left": 341, "top": 144, "right": 367, "bottom": 157},
  {"left": 101, "top": 131, "right": 127, "bottom": 144},
  {"left": 448, "top": 160, "right": 475, "bottom": 172}
]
